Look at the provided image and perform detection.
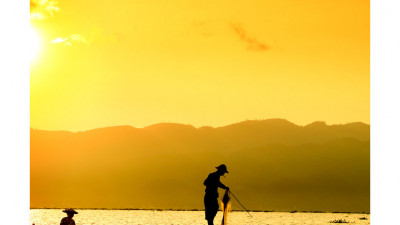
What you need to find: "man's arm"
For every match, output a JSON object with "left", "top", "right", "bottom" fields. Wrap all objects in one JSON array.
[{"left": 218, "top": 179, "right": 229, "bottom": 190}]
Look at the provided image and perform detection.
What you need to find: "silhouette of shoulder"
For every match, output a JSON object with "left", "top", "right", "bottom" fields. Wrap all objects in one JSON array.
[
  {"left": 60, "top": 217, "right": 75, "bottom": 225},
  {"left": 204, "top": 172, "right": 217, "bottom": 186}
]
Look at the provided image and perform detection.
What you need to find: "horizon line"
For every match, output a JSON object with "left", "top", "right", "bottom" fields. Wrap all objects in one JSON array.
[{"left": 29, "top": 208, "right": 370, "bottom": 214}]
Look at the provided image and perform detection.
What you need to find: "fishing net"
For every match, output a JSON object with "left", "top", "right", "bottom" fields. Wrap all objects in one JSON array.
[{"left": 220, "top": 190, "right": 231, "bottom": 225}]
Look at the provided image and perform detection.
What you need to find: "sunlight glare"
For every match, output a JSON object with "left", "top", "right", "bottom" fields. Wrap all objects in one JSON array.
[{"left": 28, "top": 26, "right": 41, "bottom": 64}]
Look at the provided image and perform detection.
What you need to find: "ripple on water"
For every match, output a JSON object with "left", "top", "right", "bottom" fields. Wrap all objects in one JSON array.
[{"left": 30, "top": 209, "right": 370, "bottom": 225}]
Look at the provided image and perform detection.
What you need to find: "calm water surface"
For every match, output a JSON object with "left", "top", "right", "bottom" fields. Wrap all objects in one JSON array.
[{"left": 30, "top": 209, "right": 370, "bottom": 225}]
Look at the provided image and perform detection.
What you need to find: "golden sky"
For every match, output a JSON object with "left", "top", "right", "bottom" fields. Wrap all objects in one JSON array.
[{"left": 30, "top": 0, "right": 369, "bottom": 131}]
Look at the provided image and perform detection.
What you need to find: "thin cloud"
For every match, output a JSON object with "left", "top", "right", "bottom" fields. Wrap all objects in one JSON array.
[
  {"left": 230, "top": 23, "right": 269, "bottom": 51},
  {"left": 51, "top": 34, "right": 87, "bottom": 46},
  {"left": 30, "top": 0, "right": 60, "bottom": 20},
  {"left": 50, "top": 28, "right": 118, "bottom": 47}
]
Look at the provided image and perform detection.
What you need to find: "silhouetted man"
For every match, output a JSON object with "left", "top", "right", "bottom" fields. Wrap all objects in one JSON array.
[{"left": 204, "top": 164, "right": 229, "bottom": 225}]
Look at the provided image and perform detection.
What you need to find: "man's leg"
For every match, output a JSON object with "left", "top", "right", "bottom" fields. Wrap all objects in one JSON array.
[
  {"left": 204, "top": 195, "right": 218, "bottom": 225},
  {"left": 207, "top": 199, "right": 218, "bottom": 225}
]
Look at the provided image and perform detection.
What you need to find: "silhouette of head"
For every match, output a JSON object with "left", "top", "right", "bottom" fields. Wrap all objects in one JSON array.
[{"left": 216, "top": 164, "right": 229, "bottom": 175}]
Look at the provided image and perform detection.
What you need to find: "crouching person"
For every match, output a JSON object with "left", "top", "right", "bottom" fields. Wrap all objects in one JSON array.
[{"left": 60, "top": 208, "right": 78, "bottom": 225}]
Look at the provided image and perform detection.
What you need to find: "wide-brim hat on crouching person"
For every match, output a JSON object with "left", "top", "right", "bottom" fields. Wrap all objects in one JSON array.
[{"left": 63, "top": 208, "right": 78, "bottom": 214}]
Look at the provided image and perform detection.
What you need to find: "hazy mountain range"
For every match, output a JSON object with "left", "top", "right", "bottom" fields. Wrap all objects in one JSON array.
[{"left": 31, "top": 119, "right": 370, "bottom": 212}]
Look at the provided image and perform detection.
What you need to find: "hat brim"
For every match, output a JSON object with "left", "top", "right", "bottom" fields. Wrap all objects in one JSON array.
[{"left": 63, "top": 210, "right": 78, "bottom": 214}]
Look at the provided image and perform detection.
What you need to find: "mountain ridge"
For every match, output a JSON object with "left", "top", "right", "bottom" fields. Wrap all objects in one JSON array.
[
  {"left": 30, "top": 119, "right": 370, "bottom": 133},
  {"left": 31, "top": 118, "right": 370, "bottom": 212}
]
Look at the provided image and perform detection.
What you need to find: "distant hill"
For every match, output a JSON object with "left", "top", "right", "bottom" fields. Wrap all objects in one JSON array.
[{"left": 31, "top": 119, "right": 370, "bottom": 212}]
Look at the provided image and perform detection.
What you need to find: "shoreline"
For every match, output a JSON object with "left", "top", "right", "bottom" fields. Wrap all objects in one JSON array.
[{"left": 29, "top": 208, "right": 370, "bottom": 214}]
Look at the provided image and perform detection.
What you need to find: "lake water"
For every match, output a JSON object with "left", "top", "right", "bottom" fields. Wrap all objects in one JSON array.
[{"left": 30, "top": 209, "right": 370, "bottom": 225}]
